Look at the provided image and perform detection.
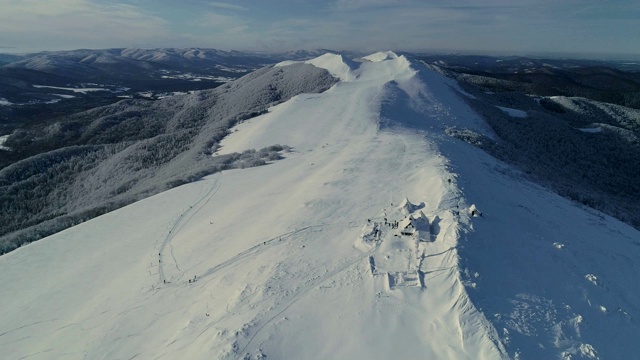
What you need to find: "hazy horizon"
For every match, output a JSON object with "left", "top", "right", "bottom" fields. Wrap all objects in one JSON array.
[
  {"left": 1, "top": 0, "right": 639, "bottom": 59},
  {"left": 2, "top": 46, "right": 640, "bottom": 63}
]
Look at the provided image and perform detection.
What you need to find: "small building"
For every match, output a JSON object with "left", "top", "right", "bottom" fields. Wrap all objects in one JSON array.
[
  {"left": 399, "top": 216, "right": 416, "bottom": 236},
  {"left": 399, "top": 212, "right": 430, "bottom": 238},
  {"left": 386, "top": 271, "right": 423, "bottom": 289}
]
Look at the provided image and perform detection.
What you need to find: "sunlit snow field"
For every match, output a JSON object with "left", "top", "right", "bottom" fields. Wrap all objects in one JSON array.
[{"left": 1, "top": 52, "right": 638, "bottom": 360}]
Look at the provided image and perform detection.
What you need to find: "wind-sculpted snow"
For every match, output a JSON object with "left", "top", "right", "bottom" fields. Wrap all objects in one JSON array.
[
  {"left": 1, "top": 52, "right": 639, "bottom": 360},
  {"left": 0, "top": 63, "right": 337, "bottom": 253},
  {"left": 306, "top": 53, "right": 358, "bottom": 82}
]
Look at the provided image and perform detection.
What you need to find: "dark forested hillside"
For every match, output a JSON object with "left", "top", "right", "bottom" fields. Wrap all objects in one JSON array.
[
  {"left": 418, "top": 54, "right": 640, "bottom": 109},
  {"left": 425, "top": 58, "right": 640, "bottom": 231},
  {"left": 0, "top": 63, "right": 337, "bottom": 253}
]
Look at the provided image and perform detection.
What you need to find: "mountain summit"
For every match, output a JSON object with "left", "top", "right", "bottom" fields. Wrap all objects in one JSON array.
[{"left": 1, "top": 52, "right": 638, "bottom": 359}]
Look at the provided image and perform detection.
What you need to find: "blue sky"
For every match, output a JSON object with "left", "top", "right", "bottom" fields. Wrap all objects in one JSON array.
[{"left": 0, "top": 0, "right": 638, "bottom": 57}]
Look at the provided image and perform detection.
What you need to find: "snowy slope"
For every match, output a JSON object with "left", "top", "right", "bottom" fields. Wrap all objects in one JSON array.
[{"left": 1, "top": 52, "right": 639, "bottom": 360}]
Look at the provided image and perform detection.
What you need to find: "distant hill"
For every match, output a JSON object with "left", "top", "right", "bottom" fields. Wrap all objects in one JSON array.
[
  {"left": 417, "top": 54, "right": 640, "bottom": 109},
  {"left": 0, "top": 48, "right": 346, "bottom": 134}
]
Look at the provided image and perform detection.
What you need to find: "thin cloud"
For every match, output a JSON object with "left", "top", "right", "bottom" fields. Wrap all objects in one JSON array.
[
  {"left": 209, "top": 2, "right": 249, "bottom": 11},
  {"left": 0, "top": 0, "right": 170, "bottom": 51},
  {"left": 334, "top": 0, "right": 411, "bottom": 10},
  {"left": 199, "top": 11, "right": 247, "bottom": 30},
  {"left": 1, "top": 0, "right": 636, "bottom": 56}
]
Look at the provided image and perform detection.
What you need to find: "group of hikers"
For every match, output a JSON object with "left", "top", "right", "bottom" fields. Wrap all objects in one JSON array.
[
  {"left": 158, "top": 251, "right": 198, "bottom": 285},
  {"left": 385, "top": 219, "right": 400, "bottom": 229}
]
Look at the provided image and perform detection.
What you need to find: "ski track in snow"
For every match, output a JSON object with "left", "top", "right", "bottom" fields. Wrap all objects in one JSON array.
[
  {"left": 158, "top": 177, "right": 221, "bottom": 283},
  {"left": 196, "top": 224, "right": 328, "bottom": 282},
  {"left": 1, "top": 52, "right": 639, "bottom": 360}
]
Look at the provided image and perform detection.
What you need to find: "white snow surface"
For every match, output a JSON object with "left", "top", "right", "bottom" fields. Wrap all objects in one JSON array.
[
  {"left": 0, "top": 135, "right": 10, "bottom": 150},
  {"left": 275, "top": 53, "right": 356, "bottom": 82},
  {"left": 455, "top": 87, "right": 477, "bottom": 99},
  {"left": 32, "top": 85, "right": 109, "bottom": 93},
  {"left": 497, "top": 106, "right": 527, "bottom": 118},
  {"left": 578, "top": 127, "right": 603, "bottom": 133},
  {"left": 53, "top": 93, "right": 76, "bottom": 99},
  {"left": 2, "top": 52, "right": 640, "bottom": 360}
]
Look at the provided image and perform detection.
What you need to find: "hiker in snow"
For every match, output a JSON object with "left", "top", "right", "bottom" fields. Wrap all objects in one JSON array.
[
  {"left": 448, "top": 178, "right": 451, "bottom": 184},
  {"left": 163, "top": 280, "right": 166, "bottom": 284}
]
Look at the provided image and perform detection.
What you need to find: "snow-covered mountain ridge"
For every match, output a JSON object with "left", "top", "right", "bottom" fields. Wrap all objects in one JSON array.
[{"left": 1, "top": 52, "right": 639, "bottom": 359}]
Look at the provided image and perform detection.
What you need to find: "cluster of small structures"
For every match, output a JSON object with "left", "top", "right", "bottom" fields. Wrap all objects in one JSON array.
[{"left": 356, "top": 197, "right": 482, "bottom": 291}]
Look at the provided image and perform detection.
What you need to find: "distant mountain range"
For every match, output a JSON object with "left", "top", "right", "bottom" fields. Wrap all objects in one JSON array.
[
  {"left": 3, "top": 48, "right": 337, "bottom": 77},
  {"left": 0, "top": 48, "right": 346, "bottom": 135}
]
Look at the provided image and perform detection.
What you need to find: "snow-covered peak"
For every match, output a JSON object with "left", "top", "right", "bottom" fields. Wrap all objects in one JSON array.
[
  {"left": 222, "top": 51, "right": 494, "bottom": 154},
  {"left": 305, "top": 53, "right": 357, "bottom": 82},
  {"left": 362, "top": 51, "right": 399, "bottom": 62},
  {"left": 276, "top": 51, "right": 414, "bottom": 83},
  {"left": 275, "top": 52, "right": 357, "bottom": 82}
]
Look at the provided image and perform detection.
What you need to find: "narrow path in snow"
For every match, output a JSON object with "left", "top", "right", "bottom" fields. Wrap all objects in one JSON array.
[
  {"left": 196, "top": 224, "right": 328, "bottom": 282},
  {"left": 158, "top": 177, "right": 221, "bottom": 284}
]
